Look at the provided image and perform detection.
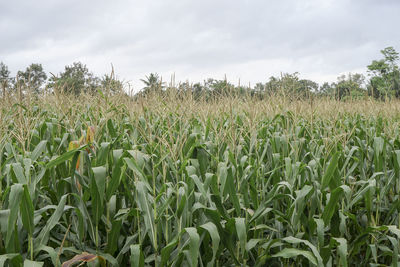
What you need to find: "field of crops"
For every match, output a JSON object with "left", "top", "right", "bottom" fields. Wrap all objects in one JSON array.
[{"left": 2, "top": 94, "right": 400, "bottom": 266}]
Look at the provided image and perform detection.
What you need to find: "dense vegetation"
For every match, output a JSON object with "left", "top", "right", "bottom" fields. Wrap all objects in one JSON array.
[
  {"left": 1, "top": 47, "right": 399, "bottom": 100},
  {"left": 1, "top": 93, "right": 400, "bottom": 266}
]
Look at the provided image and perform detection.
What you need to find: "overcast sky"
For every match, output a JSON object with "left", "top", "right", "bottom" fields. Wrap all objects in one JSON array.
[{"left": 1, "top": 0, "right": 399, "bottom": 91}]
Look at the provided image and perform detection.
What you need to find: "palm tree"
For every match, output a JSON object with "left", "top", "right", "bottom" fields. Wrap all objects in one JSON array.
[{"left": 140, "top": 73, "right": 164, "bottom": 96}]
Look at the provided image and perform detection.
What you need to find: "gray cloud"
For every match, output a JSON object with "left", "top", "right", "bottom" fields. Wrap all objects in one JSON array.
[{"left": 1, "top": 0, "right": 399, "bottom": 90}]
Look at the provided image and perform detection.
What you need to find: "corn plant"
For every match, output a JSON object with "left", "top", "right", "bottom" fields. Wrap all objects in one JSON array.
[{"left": 1, "top": 96, "right": 400, "bottom": 266}]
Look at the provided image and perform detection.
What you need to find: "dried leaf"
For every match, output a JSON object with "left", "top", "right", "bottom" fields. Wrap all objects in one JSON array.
[{"left": 61, "top": 252, "right": 99, "bottom": 267}]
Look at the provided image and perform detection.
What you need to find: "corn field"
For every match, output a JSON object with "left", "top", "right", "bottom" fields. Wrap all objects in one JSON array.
[{"left": 2, "top": 94, "right": 400, "bottom": 266}]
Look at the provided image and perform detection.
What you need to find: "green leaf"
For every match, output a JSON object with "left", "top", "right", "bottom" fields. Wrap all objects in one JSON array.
[
  {"left": 321, "top": 151, "right": 340, "bottom": 190},
  {"left": 31, "top": 140, "right": 47, "bottom": 162},
  {"left": 387, "top": 225, "right": 400, "bottom": 239},
  {"left": 291, "top": 185, "right": 314, "bottom": 227},
  {"left": 136, "top": 181, "right": 156, "bottom": 249},
  {"left": 96, "top": 142, "right": 111, "bottom": 166},
  {"left": 0, "top": 254, "right": 23, "bottom": 267},
  {"left": 90, "top": 166, "right": 107, "bottom": 227},
  {"left": 23, "top": 260, "right": 44, "bottom": 267},
  {"left": 184, "top": 227, "right": 200, "bottom": 267},
  {"left": 190, "top": 174, "right": 207, "bottom": 199},
  {"left": 106, "top": 156, "right": 125, "bottom": 201},
  {"left": 12, "top": 163, "right": 26, "bottom": 184},
  {"left": 6, "top": 184, "right": 23, "bottom": 248},
  {"left": 249, "top": 203, "right": 273, "bottom": 224},
  {"left": 124, "top": 157, "right": 149, "bottom": 186},
  {"left": 46, "top": 146, "right": 86, "bottom": 169},
  {"left": 322, "top": 186, "right": 344, "bottom": 225},
  {"left": 235, "top": 218, "right": 247, "bottom": 257},
  {"left": 315, "top": 218, "right": 325, "bottom": 248},
  {"left": 34, "top": 245, "right": 59, "bottom": 266},
  {"left": 107, "top": 119, "right": 117, "bottom": 138},
  {"left": 106, "top": 220, "right": 122, "bottom": 255},
  {"left": 161, "top": 239, "right": 178, "bottom": 266},
  {"left": 226, "top": 167, "right": 240, "bottom": 214},
  {"left": 197, "top": 147, "right": 209, "bottom": 177},
  {"left": 282, "top": 236, "right": 323, "bottom": 266},
  {"left": 96, "top": 252, "right": 118, "bottom": 267},
  {"left": 333, "top": 237, "right": 348, "bottom": 267},
  {"left": 92, "top": 166, "right": 107, "bottom": 202},
  {"left": 349, "top": 178, "right": 376, "bottom": 208},
  {"left": 272, "top": 248, "right": 317, "bottom": 266},
  {"left": 130, "top": 245, "right": 144, "bottom": 267},
  {"left": 35, "top": 194, "right": 69, "bottom": 247},
  {"left": 20, "top": 184, "right": 34, "bottom": 235},
  {"left": 387, "top": 236, "right": 399, "bottom": 266},
  {"left": 200, "top": 222, "right": 220, "bottom": 267}
]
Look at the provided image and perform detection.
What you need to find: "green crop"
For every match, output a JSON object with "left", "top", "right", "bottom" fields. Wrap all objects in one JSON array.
[{"left": 1, "top": 95, "right": 400, "bottom": 266}]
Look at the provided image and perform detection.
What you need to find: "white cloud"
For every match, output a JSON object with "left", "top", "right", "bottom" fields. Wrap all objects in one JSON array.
[{"left": 1, "top": 0, "right": 399, "bottom": 91}]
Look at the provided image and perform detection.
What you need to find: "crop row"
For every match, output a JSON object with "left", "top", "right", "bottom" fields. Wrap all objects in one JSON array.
[{"left": 1, "top": 101, "right": 400, "bottom": 266}]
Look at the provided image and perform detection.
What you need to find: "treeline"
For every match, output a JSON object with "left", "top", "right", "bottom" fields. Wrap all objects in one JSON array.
[
  {"left": 0, "top": 62, "right": 124, "bottom": 98},
  {"left": 1, "top": 47, "right": 399, "bottom": 100},
  {"left": 139, "top": 47, "right": 400, "bottom": 101}
]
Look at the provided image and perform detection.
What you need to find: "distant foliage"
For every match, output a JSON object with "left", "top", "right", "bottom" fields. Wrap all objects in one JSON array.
[
  {"left": 137, "top": 73, "right": 165, "bottom": 97},
  {"left": 367, "top": 47, "right": 400, "bottom": 99},
  {"left": 320, "top": 73, "right": 366, "bottom": 100},
  {"left": 0, "top": 46, "right": 399, "bottom": 100},
  {"left": 0, "top": 62, "right": 12, "bottom": 97},
  {"left": 15, "top": 63, "right": 47, "bottom": 94},
  {"left": 101, "top": 74, "right": 124, "bottom": 95},
  {"left": 48, "top": 62, "right": 100, "bottom": 95}
]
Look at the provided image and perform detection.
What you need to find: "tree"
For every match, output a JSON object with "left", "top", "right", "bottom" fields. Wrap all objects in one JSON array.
[
  {"left": 254, "top": 82, "right": 265, "bottom": 92},
  {"left": 139, "top": 73, "right": 164, "bottom": 96},
  {"left": 207, "top": 78, "right": 234, "bottom": 97},
  {"left": 101, "top": 74, "right": 124, "bottom": 95},
  {"left": 262, "top": 73, "right": 316, "bottom": 98},
  {"left": 16, "top": 63, "right": 47, "bottom": 94},
  {"left": 192, "top": 82, "right": 204, "bottom": 98},
  {"left": 299, "top": 79, "right": 319, "bottom": 95},
  {"left": 49, "top": 62, "right": 100, "bottom": 95},
  {"left": 0, "top": 62, "right": 11, "bottom": 98},
  {"left": 381, "top": 46, "right": 399, "bottom": 67},
  {"left": 280, "top": 73, "right": 302, "bottom": 97},
  {"left": 332, "top": 73, "right": 366, "bottom": 100},
  {"left": 264, "top": 76, "right": 280, "bottom": 95},
  {"left": 367, "top": 46, "right": 400, "bottom": 99},
  {"left": 319, "top": 82, "right": 334, "bottom": 96}
]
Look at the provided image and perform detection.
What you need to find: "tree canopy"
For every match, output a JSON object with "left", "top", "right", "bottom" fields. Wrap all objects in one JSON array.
[
  {"left": 1, "top": 46, "right": 399, "bottom": 100},
  {"left": 367, "top": 47, "right": 400, "bottom": 99},
  {"left": 16, "top": 63, "right": 47, "bottom": 94}
]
